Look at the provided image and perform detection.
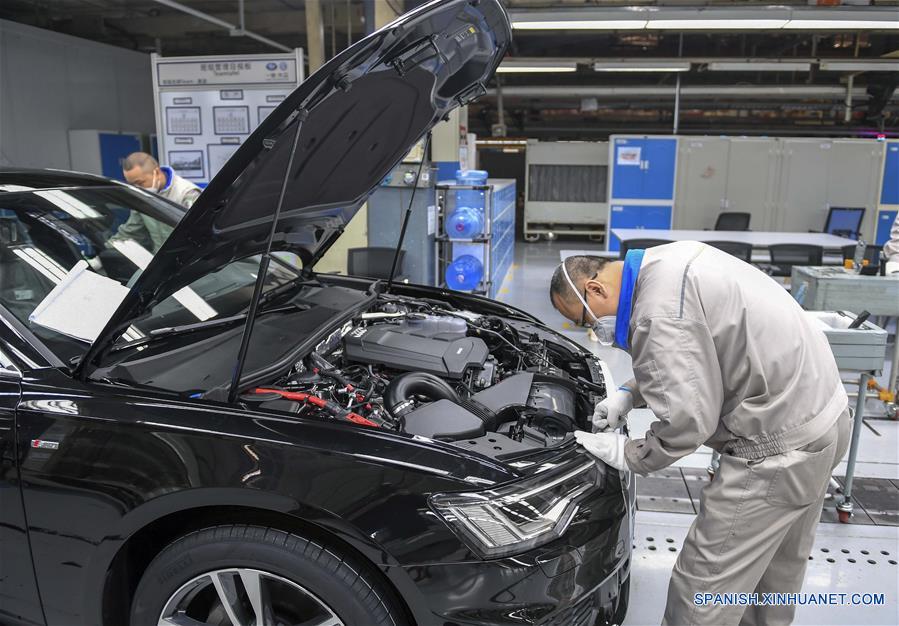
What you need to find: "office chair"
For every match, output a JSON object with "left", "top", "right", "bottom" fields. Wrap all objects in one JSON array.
[
  {"left": 619, "top": 238, "right": 671, "bottom": 259},
  {"left": 822, "top": 207, "right": 865, "bottom": 240},
  {"left": 347, "top": 247, "right": 407, "bottom": 281},
  {"left": 706, "top": 241, "right": 753, "bottom": 262},
  {"left": 765, "top": 244, "right": 824, "bottom": 277},
  {"left": 714, "top": 212, "right": 751, "bottom": 231}
]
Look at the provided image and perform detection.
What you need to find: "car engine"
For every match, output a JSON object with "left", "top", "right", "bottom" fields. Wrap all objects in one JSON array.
[{"left": 244, "top": 295, "right": 607, "bottom": 458}]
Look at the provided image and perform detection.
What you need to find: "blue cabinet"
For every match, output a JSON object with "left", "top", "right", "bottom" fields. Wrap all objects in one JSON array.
[
  {"left": 881, "top": 143, "right": 899, "bottom": 206},
  {"left": 68, "top": 130, "right": 143, "bottom": 182},
  {"left": 611, "top": 138, "right": 647, "bottom": 199},
  {"left": 610, "top": 137, "right": 677, "bottom": 200},
  {"left": 98, "top": 133, "right": 142, "bottom": 180},
  {"left": 608, "top": 136, "right": 677, "bottom": 252},
  {"left": 641, "top": 138, "right": 678, "bottom": 200},
  {"left": 608, "top": 204, "right": 673, "bottom": 253},
  {"left": 876, "top": 209, "right": 897, "bottom": 246}
]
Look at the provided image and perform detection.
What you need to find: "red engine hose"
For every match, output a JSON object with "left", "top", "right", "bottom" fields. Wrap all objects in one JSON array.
[{"left": 252, "top": 388, "right": 377, "bottom": 427}]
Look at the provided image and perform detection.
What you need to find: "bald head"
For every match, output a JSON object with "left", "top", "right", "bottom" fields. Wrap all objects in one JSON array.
[
  {"left": 549, "top": 255, "right": 610, "bottom": 306},
  {"left": 123, "top": 152, "right": 158, "bottom": 172},
  {"left": 549, "top": 255, "right": 623, "bottom": 326},
  {"left": 123, "top": 152, "right": 162, "bottom": 190}
]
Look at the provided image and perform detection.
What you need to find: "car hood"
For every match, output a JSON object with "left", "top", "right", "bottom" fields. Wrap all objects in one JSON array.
[{"left": 78, "top": 0, "right": 510, "bottom": 375}]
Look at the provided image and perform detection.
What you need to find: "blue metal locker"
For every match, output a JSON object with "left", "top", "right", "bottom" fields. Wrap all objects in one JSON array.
[
  {"left": 642, "top": 205, "right": 673, "bottom": 229},
  {"left": 608, "top": 205, "right": 642, "bottom": 252},
  {"left": 881, "top": 143, "right": 899, "bottom": 205},
  {"left": 611, "top": 138, "right": 646, "bottom": 200},
  {"left": 608, "top": 204, "right": 673, "bottom": 253},
  {"left": 608, "top": 136, "right": 677, "bottom": 252},
  {"left": 98, "top": 133, "right": 142, "bottom": 180},
  {"left": 876, "top": 209, "right": 897, "bottom": 246},
  {"left": 641, "top": 138, "right": 678, "bottom": 200}
]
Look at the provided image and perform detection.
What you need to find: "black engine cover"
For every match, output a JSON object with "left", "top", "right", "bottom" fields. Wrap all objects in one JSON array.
[{"left": 343, "top": 325, "right": 489, "bottom": 379}]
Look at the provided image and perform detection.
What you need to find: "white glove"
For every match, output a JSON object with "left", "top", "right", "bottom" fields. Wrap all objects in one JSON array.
[
  {"left": 886, "top": 260, "right": 899, "bottom": 275},
  {"left": 592, "top": 388, "right": 634, "bottom": 432},
  {"left": 574, "top": 430, "right": 629, "bottom": 471}
]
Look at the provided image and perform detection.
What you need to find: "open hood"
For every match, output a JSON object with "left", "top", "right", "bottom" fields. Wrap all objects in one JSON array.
[{"left": 78, "top": 0, "right": 510, "bottom": 376}]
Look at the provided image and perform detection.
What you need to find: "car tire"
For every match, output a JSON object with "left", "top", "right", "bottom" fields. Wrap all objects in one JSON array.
[{"left": 130, "top": 524, "right": 407, "bottom": 626}]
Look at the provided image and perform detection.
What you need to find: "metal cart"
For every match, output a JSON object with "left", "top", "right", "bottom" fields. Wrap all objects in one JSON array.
[{"left": 806, "top": 311, "right": 888, "bottom": 523}]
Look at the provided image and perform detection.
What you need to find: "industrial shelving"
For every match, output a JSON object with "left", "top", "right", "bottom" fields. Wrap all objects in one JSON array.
[{"left": 434, "top": 179, "right": 516, "bottom": 300}]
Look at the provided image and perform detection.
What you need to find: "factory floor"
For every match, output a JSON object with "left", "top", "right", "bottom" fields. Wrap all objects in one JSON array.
[{"left": 495, "top": 240, "right": 899, "bottom": 626}]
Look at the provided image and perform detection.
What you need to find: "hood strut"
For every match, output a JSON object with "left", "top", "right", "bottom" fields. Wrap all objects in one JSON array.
[
  {"left": 227, "top": 108, "right": 308, "bottom": 403},
  {"left": 385, "top": 133, "right": 431, "bottom": 293}
]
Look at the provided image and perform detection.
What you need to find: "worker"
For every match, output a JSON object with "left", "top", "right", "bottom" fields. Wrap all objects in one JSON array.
[
  {"left": 549, "top": 244, "right": 850, "bottom": 626},
  {"left": 113, "top": 152, "right": 200, "bottom": 252},
  {"left": 883, "top": 211, "right": 899, "bottom": 274}
]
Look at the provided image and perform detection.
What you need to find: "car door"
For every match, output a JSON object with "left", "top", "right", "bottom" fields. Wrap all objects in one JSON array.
[{"left": 0, "top": 347, "right": 46, "bottom": 625}]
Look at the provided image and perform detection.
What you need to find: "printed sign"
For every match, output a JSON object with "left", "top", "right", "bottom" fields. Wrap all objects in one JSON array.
[
  {"left": 157, "top": 58, "right": 297, "bottom": 86},
  {"left": 169, "top": 150, "right": 205, "bottom": 179},
  {"left": 617, "top": 146, "right": 641, "bottom": 166},
  {"left": 153, "top": 51, "right": 303, "bottom": 184}
]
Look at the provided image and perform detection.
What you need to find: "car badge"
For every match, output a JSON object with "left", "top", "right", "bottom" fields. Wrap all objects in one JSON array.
[{"left": 31, "top": 439, "right": 60, "bottom": 450}]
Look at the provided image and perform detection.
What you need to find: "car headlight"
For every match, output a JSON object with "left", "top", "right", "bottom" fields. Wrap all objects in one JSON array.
[{"left": 429, "top": 460, "right": 601, "bottom": 559}]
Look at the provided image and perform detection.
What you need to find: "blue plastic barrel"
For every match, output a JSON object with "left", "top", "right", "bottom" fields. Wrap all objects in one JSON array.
[
  {"left": 445, "top": 254, "right": 483, "bottom": 291},
  {"left": 445, "top": 206, "right": 484, "bottom": 239},
  {"left": 455, "top": 169, "right": 488, "bottom": 210}
]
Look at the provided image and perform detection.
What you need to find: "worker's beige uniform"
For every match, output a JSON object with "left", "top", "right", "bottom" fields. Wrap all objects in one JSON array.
[
  {"left": 156, "top": 166, "right": 201, "bottom": 209},
  {"left": 621, "top": 241, "right": 850, "bottom": 626},
  {"left": 113, "top": 167, "right": 198, "bottom": 252},
  {"left": 884, "top": 211, "right": 899, "bottom": 272}
]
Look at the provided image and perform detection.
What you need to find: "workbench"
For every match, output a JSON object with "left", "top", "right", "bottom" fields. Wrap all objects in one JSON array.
[
  {"left": 610, "top": 229, "right": 854, "bottom": 251},
  {"left": 792, "top": 266, "right": 899, "bottom": 398}
]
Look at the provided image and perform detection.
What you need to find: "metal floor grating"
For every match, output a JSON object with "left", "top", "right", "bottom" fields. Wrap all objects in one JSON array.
[
  {"left": 636, "top": 469, "right": 899, "bottom": 526},
  {"left": 633, "top": 531, "right": 898, "bottom": 568},
  {"left": 626, "top": 511, "right": 899, "bottom": 626}
]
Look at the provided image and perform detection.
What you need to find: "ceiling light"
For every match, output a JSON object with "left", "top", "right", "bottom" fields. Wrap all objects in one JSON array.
[
  {"left": 511, "top": 19, "right": 647, "bottom": 31},
  {"left": 647, "top": 19, "right": 789, "bottom": 30},
  {"left": 497, "top": 61, "right": 578, "bottom": 73},
  {"left": 819, "top": 60, "right": 899, "bottom": 71},
  {"left": 785, "top": 20, "right": 899, "bottom": 30},
  {"left": 510, "top": 8, "right": 898, "bottom": 32},
  {"left": 594, "top": 61, "right": 691, "bottom": 72},
  {"left": 708, "top": 61, "right": 811, "bottom": 71}
]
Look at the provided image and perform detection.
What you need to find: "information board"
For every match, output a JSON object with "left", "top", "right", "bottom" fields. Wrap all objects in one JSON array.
[{"left": 151, "top": 50, "right": 304, "bottom": 185}]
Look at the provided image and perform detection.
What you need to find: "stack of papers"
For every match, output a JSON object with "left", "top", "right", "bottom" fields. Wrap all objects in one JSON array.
[{"left": 29, "top": 260, "right": 130, "bottom": 343}]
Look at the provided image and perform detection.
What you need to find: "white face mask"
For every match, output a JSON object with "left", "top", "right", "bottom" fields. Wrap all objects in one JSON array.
[
  {"left": 560, "top": 261, "right": 616, "bottom": 346},
  {"left": 143, "top": 171, "right": 161, "bottom": 194}
]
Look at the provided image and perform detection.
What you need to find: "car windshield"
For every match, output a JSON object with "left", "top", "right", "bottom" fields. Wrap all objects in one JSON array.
[{"left": 0, "top": 184, "right": 300, "bottom": 364}]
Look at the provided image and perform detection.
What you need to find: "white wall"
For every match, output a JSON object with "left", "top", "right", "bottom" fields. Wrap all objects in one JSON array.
[{"left": 0, "top": 19, "right": 154, "bottom": 169}]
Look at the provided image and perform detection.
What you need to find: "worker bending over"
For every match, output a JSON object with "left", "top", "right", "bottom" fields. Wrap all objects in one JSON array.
[
  {"left": 112, "top": 152, "right": 200, "bottom": 252},
  {"left": 549, "top": 243, "right": 850, "bottom": 626},
  {"left": 123, "top": 151, "right": 200, "bottom": 209},
  {"left": 884, "top": 211, "right": 899, "bottom": 274}
]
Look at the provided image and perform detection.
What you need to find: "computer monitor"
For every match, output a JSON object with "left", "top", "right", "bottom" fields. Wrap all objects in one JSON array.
[{"left": 824, "top": 207, "right": 865, "bottom": 240}]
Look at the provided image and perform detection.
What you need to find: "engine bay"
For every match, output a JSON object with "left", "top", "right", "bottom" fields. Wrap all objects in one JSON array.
[{"left": 242, "top": 294, "right": 608, "bottom": 459}]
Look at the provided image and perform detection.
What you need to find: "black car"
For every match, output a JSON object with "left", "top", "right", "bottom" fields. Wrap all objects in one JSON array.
[{"left": 0, "top": 1, "right": 632, "bottom": 625}]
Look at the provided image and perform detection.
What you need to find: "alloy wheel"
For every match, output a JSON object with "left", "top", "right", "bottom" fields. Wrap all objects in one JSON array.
[{"left": 157, "top": 567, "right": 345, "bottom": 626}]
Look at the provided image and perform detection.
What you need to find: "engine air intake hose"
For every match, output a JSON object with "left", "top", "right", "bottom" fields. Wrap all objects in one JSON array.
[{"left": 386, "top": 372, "right": 461, "bottom": 418}]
